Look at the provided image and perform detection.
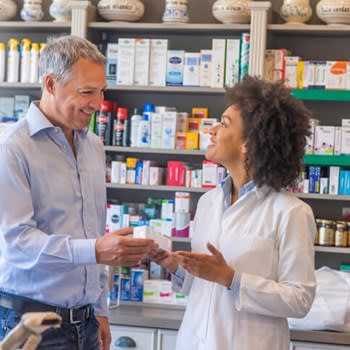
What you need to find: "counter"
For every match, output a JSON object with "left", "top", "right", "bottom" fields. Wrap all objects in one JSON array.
[{"left": 109, "top": 304, "right": 350, "bottom": 346}]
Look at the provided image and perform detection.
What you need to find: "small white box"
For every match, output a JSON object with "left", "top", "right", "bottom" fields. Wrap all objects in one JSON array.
[
  {"left": 149, "top": 39, "right": 168, "bottom": 87},
  {"left": 150, "top": 112, "right": 162, "bottom": 148},
  {"left": 161, "top": 111, "right": 177, "bottom": 149},
  {"left": 199, "top": 50, "right": 212, "bottom": 87},
  {"left": 225, "top": 39, "right": 240, "bottom": 87},
  {"left": 166, "top": 50, "right": 184, "bottom": 86},
  {"left": 325, "top": 61, "right": 347, "bottom": 90},
  {"left": 284, "top": 56, "right": 300, "bottom": 89},
  {"left": 334, "top": 126, "right": 342, "bottom": 155},
  {"left": 117, "top": 38, "right": 135, "bottom": 85},
  {"left": 134, "top": 38, "right": 150, "bottom": 86},
  {"left": 211, "top": 39, "right": 226, "bottom": 88},
  {"left": 314, "top": 126, "right": 335, "bottom": 155},
  {"left": 202, "top": 160, "right": 218, "bottom": 188},
  {"left": 329, "top": 166, "right": 340, "bottom": 195},
  {"left": 149, "top": 167, "right": 164, "bottom": 185},
  {"left": 183, "top": 52, "right": 200, "bottom": 87},
  {"left": 106, "top": 43, "right": 118, "bottom": 85},
  {"left": 341, "top": 126, "right": 350, "bottom": 154}
]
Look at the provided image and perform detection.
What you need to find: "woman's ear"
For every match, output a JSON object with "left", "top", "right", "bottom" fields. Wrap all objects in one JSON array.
[{"left": 241, "top": 141, "right": 248, "bottom": 155}]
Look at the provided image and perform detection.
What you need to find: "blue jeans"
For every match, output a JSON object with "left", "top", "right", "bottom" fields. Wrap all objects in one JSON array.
[{"left": 0, "top": 305, "right": 99, "bottom": 350}]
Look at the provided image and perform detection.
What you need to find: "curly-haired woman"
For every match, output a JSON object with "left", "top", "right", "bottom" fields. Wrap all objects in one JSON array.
[{"left": 151, "top": 76, "right": 317, "bottom": 350}]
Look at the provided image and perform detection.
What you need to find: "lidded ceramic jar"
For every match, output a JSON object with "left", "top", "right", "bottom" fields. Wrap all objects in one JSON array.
[
  {"left": 20, "top": 0, "right": 44, "bottom": 21},
  {"left": 212, "top": 0, "right": 250, "bottom": 24},
  {"left": 162, "top": 0, "right": 189, "bottom": 23},
  {"left": 317, "top": 0, "right": 350, "bottom": 25},
  {"left": 0, "top": 0, "right": 17, "bottom": 20},
  {"left": 97, "top": 0, "right": 144, "bottom": 22},
  {"left": 49, "top": 0, "right": 71, "bottom": 22},
  {"left": 280, "top": 0, "right": 312, "bottom": 24}
]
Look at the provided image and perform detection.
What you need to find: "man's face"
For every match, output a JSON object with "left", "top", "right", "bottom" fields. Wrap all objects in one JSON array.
[{"left": 50, "top": 58, "right": 106, "bottom": 131}]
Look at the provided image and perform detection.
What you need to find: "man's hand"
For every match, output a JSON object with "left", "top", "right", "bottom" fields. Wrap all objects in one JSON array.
[
  {"left": 96, "top": 316, "right": 111, "bottom": 350},
  {"left": 95, "top": 227, "right": 158, "bottom": 266},
  {"left": 148, "top": 249, "right": 178, "bottom": 274},
  {"left": 173, "top": 242, "right": 234, "bottom": 287}
]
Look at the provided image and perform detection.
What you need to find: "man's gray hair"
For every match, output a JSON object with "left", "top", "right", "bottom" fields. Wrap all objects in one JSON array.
[{"left": 39, "top": 35, "right": 106, "bottom": 87}]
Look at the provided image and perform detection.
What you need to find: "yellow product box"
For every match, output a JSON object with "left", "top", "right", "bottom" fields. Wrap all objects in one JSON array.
[
  {"left": 185, "top": 132, "right": 199, "bottom": 150},
  {"left": 192, "top": 107, "right": 208, "bottom": 118},
  {"left": 126, "top": 157, "right": 138, "bottom": 169},
  {"left": 186, "top": 118, "right": 201, "bottom": 133}
]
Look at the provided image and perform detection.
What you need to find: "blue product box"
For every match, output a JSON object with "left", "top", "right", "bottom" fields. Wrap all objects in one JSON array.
[
  {"left": 120, "top": 277, "right": 130, "bottom": 301},
  {"left": 130, "top": 269, "right": 144, "bottom": 302}
]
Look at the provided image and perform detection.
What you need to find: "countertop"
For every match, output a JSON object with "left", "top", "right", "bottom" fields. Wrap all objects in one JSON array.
[{"left": 109, "top": 304, "right": 350, "bottom": 346}]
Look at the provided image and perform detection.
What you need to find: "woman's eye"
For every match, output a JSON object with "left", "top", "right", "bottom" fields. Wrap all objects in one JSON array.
[{"left": 220, "top": 121, "right": 227, "bottom": 128}]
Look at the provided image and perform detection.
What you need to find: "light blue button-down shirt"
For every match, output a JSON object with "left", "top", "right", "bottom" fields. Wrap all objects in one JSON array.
[
  {"left": 172, "top": 176, "right": 256, "bottom": 294},
  {"left": 0, "top": 102, "right": 108, "bottom": 316}
]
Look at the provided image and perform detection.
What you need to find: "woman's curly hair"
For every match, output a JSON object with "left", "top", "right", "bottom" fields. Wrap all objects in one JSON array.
[{"left": 225, "top": 76, "right": 312, "bottom": 191}]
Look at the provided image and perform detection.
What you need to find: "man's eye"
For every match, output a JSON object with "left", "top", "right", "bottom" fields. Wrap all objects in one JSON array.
[{"left": 80, "top": 91, "right": 93, "bottom": 95}]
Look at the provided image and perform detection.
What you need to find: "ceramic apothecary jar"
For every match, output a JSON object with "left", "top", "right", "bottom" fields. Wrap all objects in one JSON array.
[
  {"left": 280, "top": 0, "right": 312, "bottom": 24},
  {"left": 162, "top": 0, "right": 189, "bottom": 23},
  {"left": 49, "top": 0, "right": 71, "bottom": 22},
  {"left": 317, "top": 0, "right": 350, "bottom": 25},
  {"left": 97, "top": 0, "right": 144, "bottom": 22},
  {"left": 20, "top": 0, "right": 44, "bottom": 21},
  {"left": 212, "top": 0, "right": 250, "bottom": 24},
  {"left": 0, "top": 0, "right": 17, "bottom": 20}
]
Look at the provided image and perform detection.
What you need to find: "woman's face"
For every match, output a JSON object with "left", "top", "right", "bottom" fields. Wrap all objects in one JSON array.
[{"left": 205, "top": 105, "right": 246, "bottom": 169}]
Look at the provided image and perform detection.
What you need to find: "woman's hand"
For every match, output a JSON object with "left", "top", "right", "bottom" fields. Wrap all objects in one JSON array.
[
  {"left": 173, "top": 242, "right": 234, "bottom": 287},
  {"left": 148, "top": 249, "right": 178, "bottom": 274}
]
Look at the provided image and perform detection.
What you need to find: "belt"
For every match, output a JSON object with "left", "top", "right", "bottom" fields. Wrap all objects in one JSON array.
[{"left": 0, "top": 291, "right": 93, "bottom": 324}]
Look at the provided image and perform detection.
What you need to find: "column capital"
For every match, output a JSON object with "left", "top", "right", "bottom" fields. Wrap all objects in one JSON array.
[{"left": 249, "top": 1, "right": 271, "bottom": 11}]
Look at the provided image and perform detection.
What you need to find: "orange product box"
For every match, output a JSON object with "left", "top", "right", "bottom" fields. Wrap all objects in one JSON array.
[
  {"left": 192, "top": 107, "right": 208, "bottom": 118},
  {"left": 185, "top": 132, "right": 199, "bottom": 150}
]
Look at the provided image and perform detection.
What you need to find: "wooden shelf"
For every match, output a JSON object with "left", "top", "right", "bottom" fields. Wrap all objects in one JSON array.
[
  {"left": 106, "top": 183, "right": 209, "bottom": 193},
  {"left": 315, "top": 246, "right": 350, "bottom": 254},
  {"left": 0, "top": 21, "right": 70, "bottom": 31},
  {"left": 269, "top": 24, "right": 350, "bottom": 36},
  {"left": 104, "top": 146, "right": 206, "bottom": 156},
  {"left": 106, "top": 85, "right": 225, "bottom": 94},
  {"left": 0, "top": 83, "right": 41, "bottom": 89},
  {"left": 304, "top": 154, "right": 350, "bottom": 167},
  {"left": 292, "top": 89, "right": 350, "bottom": 101},
  {"left": 88, "top": 22, "right": 250, "bottom": 33},
  {"left": 294, "top": 193, "right": 350, "bottom": 201}
]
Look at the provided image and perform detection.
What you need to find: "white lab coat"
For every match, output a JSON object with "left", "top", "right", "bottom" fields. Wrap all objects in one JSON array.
[{"left": 175, "top": 185, "right": 316, "bottom": 350}]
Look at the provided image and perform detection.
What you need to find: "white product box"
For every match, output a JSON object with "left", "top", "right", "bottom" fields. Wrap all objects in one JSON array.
[
  {"left": 14, "top": 95, "right": 30, "bottom": 119},
  {"left": 111, "top": 161, "right": 121, "bottom": 183},
  {"left": 329, "top": 166, "right": 340, "bottom": 195},
  {"left": 106, "top": 43, "right": 118, "bottom": 85},
  {"left": 202, "top": 160, "right": 218, "bottom": 188},
  {"left": 161, "top": 111, "right": 177, "bottom": 149},
  {"left": 120, "top": 162, "right": 127, "bottom": 184},
  {"left": 149, "top": 39, "right": 168, "bottom": 87},
  {"left": 314, "top": 126, "right": 335, "bottom": 155},
  {"left": 199, "top": 49, "right": 212, "bottom": 87},
  {"left": 149, "top": 167, "right": 164, "bottom": 185},
  {"left": 284, "top": 56, "right": 300, "bottom": 89},
  {"left": 108, "top": 204, "right": 124, "bottom": 230},
  {"left": 342, "top": 118, "right": 350, "bottom": 127},
  {"left": 150, "top": 112, "right": 162, "bottom": 148},
  {"left": 166, "top": 50, "right": 184, "bottom": 86},
  {"left": 134, "top": 38, "right": 150, "bottom": 86},
  {"left": 142, "top": 160, "right": 156, "bottom": 185},
  {"left": 341, "top": 126, "right": 350, "bottom": 154},
  {"left": 334, "top": 126, "right": 342, "bottom": 155},
  {"left": 133, "top": 226, "right": 172, "bottom": 252},
  {"left": 183, "top": 52, "right": 200, "bottom": 86},
  {"left": 211, "top": 39, "right": 226, "bottom": 88},
  {"left": 225, "top": 39, "right": 240, "bottom": 87},
  {"left": 302, "top": 61, "right": 314, "bottom": 89},
  {"left": 176, "top": 112, "right": 188, "bottom": 132},
  {"left": 325, "top": 61, "right": 347, "bottom": 90},
  {"left": 117, "top": 38, "right": 135, "bottom": 85},
  {"left": 305, "top": 118, "right": 319, "bottom": 154},
  {"left": 313, "top": 61, "right": 327, "bottom": 89}
]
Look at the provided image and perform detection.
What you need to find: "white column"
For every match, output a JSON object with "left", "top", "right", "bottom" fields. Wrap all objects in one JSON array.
[
  {"left": 248, "top": 1, "right": 271, "bottom": 78},
  {"left": 70, "top": 1, "right": 96, "bottom": 38}
]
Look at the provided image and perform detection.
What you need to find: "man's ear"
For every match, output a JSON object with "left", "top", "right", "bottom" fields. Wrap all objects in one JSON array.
[{"left": 43, "top": 75, "right": 55, "bottom": 95}]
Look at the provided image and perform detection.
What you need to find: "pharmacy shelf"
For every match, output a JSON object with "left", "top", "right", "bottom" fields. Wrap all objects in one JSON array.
[
  {"left": 106, "top": 85, "right": 225, "bottom": 94},
  {"left": 0, "top": 21, "right": 70, "bottom": 31},
  {"left": 104, "top": 146, "right": 206, "bottom": 156},
  {"left": 304, "top": 154, "right": 350, "bottom": 166},
  {"left": 88, "top": 22, "right": 250, "bottom": 33},
  {"left": 294, "top": 193, "right": 350, "bottom": 201},
  {"left": 292, "top": 89, "right": 350, "bottom": 101},
  {"left": 0, "top": 83, "right": 41, "bottom": 89},
  {"left": 269, "top": 24, "right": 350, "bottom": 36},
  {"left": 166, "top": 236, "right": 191, "bottom": 243},
  {"left": 106, "top": 183, "right": 208, "bottom": 193},
  {"left": 315, "top": 246, "right": 350, "bottom": 254}
]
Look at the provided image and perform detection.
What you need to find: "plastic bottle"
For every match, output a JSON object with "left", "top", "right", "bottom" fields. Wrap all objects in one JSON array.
[
  {"left": 138, "top": 113, "right": 151, "bottom": 148},
  {"left": 114, "top": 107, "right": 128, "bottom": 146},
  {"left": 38, "top": 43, "right": 46, "bottom": 84},
  {"left": 7, "top": 38, "right": 19, "bottom": 83},
  {"left": 20, "top": 38, "right": 31, "bottom": 83},
  {"left": 0, "top": 42, "right": 5, "bottom": 83},
  {"left": 95, "top": 100, "right": 115, "bottom": 145},
  {"left": 130, "top": 108, "right": 142, "bottom": 147},
  {"left": 29, "top": 42, "right": 40, "bottom": 83}
]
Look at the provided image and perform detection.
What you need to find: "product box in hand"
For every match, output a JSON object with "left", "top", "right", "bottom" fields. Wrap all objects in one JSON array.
[{"left": 133, "top": 225, "right": 172, "bottom": 252}]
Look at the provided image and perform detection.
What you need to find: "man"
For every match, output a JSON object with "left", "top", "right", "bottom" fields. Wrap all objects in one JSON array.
[{"left": 0, "top": 35, "right": 156, "bottom": 350}]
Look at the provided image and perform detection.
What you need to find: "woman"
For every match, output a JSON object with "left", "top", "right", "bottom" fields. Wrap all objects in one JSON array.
[{"left": 151, "top": 76, "right": 316, "bottom": 350}]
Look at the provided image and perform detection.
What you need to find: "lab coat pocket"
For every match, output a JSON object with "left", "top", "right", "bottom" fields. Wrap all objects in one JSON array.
[{"left": 226, "top": 235, "right": 276, "bottom": 278}]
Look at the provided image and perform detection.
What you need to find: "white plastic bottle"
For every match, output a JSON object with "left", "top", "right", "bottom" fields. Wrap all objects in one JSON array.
[
  {"left": 20, "top": 38, "right": 31, "bottom": 83},
  {"left": 138, "top": 114, "right": 150, "bottom": 148},
  {"left": 130, "top": 107, "right": 142, "bottom": 147},
  {"left": 7, "top": 38, "right": 19, "bottom": 83},
  {"left": 38, "top": 43, "right": 46, "bottom": 84},
  {"left": 0, "top": 42, "right": 5, "bottom": 82},
  {"left": 29, "top": 43, "right": 40, "bottom": 83}
]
